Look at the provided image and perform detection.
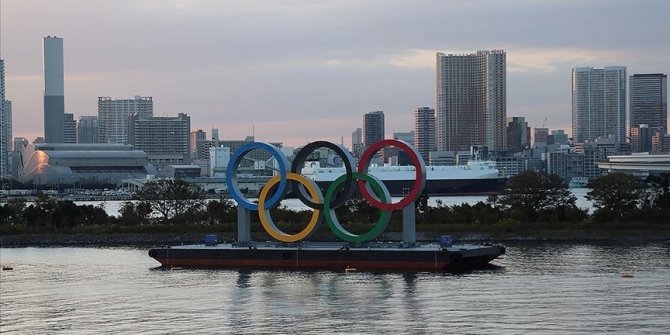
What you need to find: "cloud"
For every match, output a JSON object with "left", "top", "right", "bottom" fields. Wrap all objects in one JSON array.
[
  {"left": 323, "top": 49, "right": 437, "bottom": 70},
  {"left": 388, "top": 49, "right": 434, "bottom": 69},
  {"left": 508, "top": 48, "right": 624, "bottom": 73},
  {"left": 508, "top": 49, "right": 588, "bottom": 73},
  {"left": 384, "top": 47, "right": 650, "bottom": 73}
]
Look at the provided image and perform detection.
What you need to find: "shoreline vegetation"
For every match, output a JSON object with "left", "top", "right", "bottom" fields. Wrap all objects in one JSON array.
[{"left": 2, "top": 171, "right": 669, "bottom": 247}]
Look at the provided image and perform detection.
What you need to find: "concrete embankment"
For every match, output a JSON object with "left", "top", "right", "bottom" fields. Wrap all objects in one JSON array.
[{"left": 2, "top": 229, "right": 669, "bottom": 247}]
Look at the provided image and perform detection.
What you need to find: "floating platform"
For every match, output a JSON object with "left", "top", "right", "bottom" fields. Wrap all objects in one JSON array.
[{"left": 148, "top": 242, "right": 505, "bottom": 272}]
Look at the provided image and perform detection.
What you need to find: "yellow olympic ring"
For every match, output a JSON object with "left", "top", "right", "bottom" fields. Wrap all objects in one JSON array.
[{"left": 258, "top": 172, "right": 323, "bottom": 243}]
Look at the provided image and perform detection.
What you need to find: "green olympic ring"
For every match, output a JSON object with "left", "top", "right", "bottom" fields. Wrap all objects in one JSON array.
[{"left": 323, "top": 172, "right": 392, "bottom": 243}]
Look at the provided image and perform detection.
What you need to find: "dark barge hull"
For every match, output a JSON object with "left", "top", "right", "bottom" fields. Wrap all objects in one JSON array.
[{"left": 148, "top": 243, "right": 505, "bottom": 272}]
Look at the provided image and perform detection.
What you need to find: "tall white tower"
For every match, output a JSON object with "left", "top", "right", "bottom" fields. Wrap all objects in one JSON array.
[
  {"left": 572, "top": 66, "right": 627, "bottom": 143},
  {"left": 43, "top": 36, "right": 65, "bottom": 143}
]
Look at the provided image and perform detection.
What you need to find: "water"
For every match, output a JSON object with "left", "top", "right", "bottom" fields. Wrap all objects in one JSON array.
[
  {"left": 1, "top": 242, "right": 669, "bottom": 334},
  {"left": 79, "top": 188, "right": 595, "bottom": 217}
]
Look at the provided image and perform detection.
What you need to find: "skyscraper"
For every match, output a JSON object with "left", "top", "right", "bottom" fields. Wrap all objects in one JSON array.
[
  {"left": 572, "top": 66, "right": 627, "bottom": 144},
  {"left": 436, "top": 50, "right": 507, "bottom": 152},
  {"left": 43, "top": 36, "right": 65, "bottom": 143},
  {"left": 363, "top": 111, "right": 384, "bottom": 149},
  {"left": 190, "top": 129, "right": 207, "bottom": 159},
  {"left": 0, "top": 59, "right": 7, "bottom": 177},
  {"left": 534, "top": 127, "right": 549, "bottom": 147},
  {"left": 77, "top": 116, "right": 99, "bottom": 143},
  {"left": 351, "top": 128, "right": 362, "bottom": 156},
  {"left": 98, "top": 96, "right": 153, "bottom": 144},
  {"left": 2, "top": 100, "right": 12, "bottom": 153},
  {"left": 64, "top": 113, "right": 77, "bottom": 143},
  {"left": 211, "top": 128, "right": 220, "bottom": 147},
  {"left": 506, "top": 116, "right": 529, "bottom": 152},
  {"left": 413, "top": 107, "right": 435, "bottom": 162},
  {"left": 630, "top": 73, "right": 667, "bottom": 133}
]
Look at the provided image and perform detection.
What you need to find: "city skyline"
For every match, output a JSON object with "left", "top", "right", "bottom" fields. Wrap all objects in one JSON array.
[{"left": 2, "top": 0, "right": 670, "bottom": 147}]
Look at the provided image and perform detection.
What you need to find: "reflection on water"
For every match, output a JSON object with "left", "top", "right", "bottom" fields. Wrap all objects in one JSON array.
[{"left": 1, "top": 242, "right": 669, "bottom": 333}]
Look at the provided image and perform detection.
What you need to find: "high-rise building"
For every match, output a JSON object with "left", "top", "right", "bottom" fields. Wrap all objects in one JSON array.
[
  {"left": 64, "top": 113, "right": 77, "bottom": 143},
  {"left": 413, "top": 107, "right": 435, "bottom": 162},
  {"left": 0, "top": 59, "right": 7, "bottom": 177},
  {"left": 195, "top": 140, "right": 214, "bottom": 160},
  {"left": 128, "top": 112, "right": 191, "bottom": 166},
  {"left": 436, "top": 50, "right": 507, "bottom": 152},
  {"left": 393, "top": 131, "right": 414, "bottom": 145},
  {"left": 534, "top": 127, "right": 549, "bottom": 147},
  {"left": 190, "top": 129, "right": 207, "bottom": 158},
  {"left": 363, "top": 111, "right": 384, "bottom": 149},
  {"left": 630, "top": 124, "right": 662, "bottom": 153},
  {"left": 652, "top": 133, "right": 670, "bottom": 153},
  {"left": 390, "top": 130, "right": 415, "bottom": 165},
  {"left": 190, "top": 129, "right": 212, "bottom": 160},
  {"left": 548, "top": 130, "right": 569, "bottom": 145},
  {"left": 572, "top": 66, "right": 627, "bottom": 144},
  {"left": 351, "top": 128, "right": 363, "bottom": 156},
  {"left": 98, "top": 96, "right": 153, "bottom": 144},
  {"left": 77, "top": 116, "right": 98, "bottom": 144},
  {"left": 211, "top": 128, "right": 220, "bottom": 147},
  {"left": 43, "top": 36, "right": 65, "bottom": 143},
  {"left": 2, "top": 101, "right": 12, "bottom": 151},
  {"left": 630, "top": 73, "right": 667, "bottom": 133},
  {"left": 506, "top": 116, "right": 530, "bottom": 152}
]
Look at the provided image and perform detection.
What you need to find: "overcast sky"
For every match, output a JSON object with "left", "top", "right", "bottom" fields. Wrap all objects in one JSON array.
[{"left": 2, "top": 0, "right": 669, "bottom": 148}]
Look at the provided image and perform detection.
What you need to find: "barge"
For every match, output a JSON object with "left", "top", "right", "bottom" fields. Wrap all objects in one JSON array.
[{"left": 148, "top": 241, "right": 505, "bottom": 272}]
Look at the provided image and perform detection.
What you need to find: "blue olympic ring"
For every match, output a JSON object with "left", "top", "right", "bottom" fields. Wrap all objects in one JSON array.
[{"left": 225, "top": 142, "right": 289, "bottom": 211}]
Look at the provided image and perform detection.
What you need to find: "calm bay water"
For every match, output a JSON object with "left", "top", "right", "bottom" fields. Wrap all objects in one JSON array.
[{"left": 1, "top": 242, "right": 669, "bottom": 334}]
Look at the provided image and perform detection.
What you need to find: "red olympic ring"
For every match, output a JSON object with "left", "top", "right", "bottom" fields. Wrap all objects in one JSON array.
[{"left": 357, "top": 139, "right": 426, "bottom": 211}]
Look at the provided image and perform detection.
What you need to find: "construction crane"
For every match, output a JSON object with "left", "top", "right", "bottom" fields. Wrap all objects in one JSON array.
[{"left": 542, "top": 117, "right": 548, "bottom": 128}]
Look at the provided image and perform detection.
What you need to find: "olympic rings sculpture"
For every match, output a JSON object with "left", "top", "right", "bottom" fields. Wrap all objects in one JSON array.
[{"left": 226, "top": 139, "right": 427, "bottom": 243}]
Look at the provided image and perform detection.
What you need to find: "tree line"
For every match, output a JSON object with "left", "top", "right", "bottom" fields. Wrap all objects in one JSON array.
[{"left": 1, "top": 172, "right": 669, "bottom": 234}]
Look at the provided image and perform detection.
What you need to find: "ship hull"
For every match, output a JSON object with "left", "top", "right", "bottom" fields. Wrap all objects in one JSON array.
[
  {"left": 148, "top": 243, "right": 505, "bottom": 272},
  {"left": 316, "top": 177, "right": 506, "bottom": 197}
]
